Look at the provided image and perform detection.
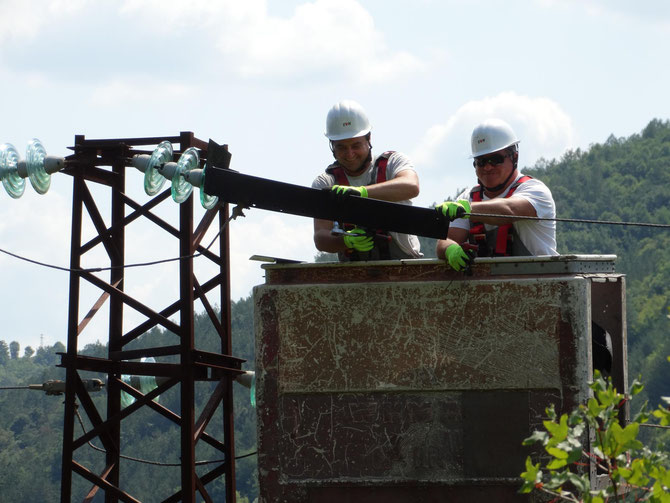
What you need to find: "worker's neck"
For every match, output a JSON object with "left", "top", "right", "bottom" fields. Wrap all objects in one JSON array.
[
  {"left": 483, "top": 170, "right": 518, "bottom": 198},
  {"left": 343, "top": 160, "right": 371, "bottom": 177}
]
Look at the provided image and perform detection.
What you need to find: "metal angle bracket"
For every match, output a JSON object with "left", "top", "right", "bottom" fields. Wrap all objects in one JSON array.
[{"left": 487, "top": 255, "right": 617, "bottom": 275}]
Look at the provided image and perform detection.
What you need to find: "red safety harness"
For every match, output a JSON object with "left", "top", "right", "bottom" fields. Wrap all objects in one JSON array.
[
  {"left": 469, "top": 175, "right": 532, "bottom": 256},
  {"left": 325, "top": 152, "right": 394, "bottom": 260},
  {"left": 326, "top": 151, "right": 392, "bottom": 186}
]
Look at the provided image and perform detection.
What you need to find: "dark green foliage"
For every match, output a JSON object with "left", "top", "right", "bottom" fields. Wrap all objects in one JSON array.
[
  {"left": 521, "top": 371, "right": 670, "bottom": 501},
  {"left": 0, "top": 340, "right": 9, "bottom": 365},
  {"left": 2, "top": 119, "right": 670, "bottom": 500},
  {"left": 33, "top": 341, "right": 65, "bottom": 366},
  {"left": 0, "top": 342, "right": 65, "bottom": 501},
  {"left": 0, "top": 297, "right": 259, "bottom": 502},
  {"left": 524, "top": 119, "right": 670, "bottom": 417},
  {"left": 9, "top": 341, "right": 20, "bottom": 360},
  {"left": 314, "top": 251, "right": 338, "bottom": 262},
  {"left": 418, "top": 235, "right": 438, "bottom": 258}
]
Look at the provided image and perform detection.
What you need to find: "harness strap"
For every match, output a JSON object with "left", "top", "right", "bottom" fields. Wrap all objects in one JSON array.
[
  {"left": 325, "top": 151, "right": 393, "bottom": 186},
  {"left": 326, "top": 165, "right": 349, "bottom": 185},
  {"left": 326, "top": 152, "right": 395, "bottom": 261},
  {"left": 469, "top": 175, "right": 532, "bottom": 256},
  {"left": 375, "top": 152, "right": 391, "bottom": 183}
]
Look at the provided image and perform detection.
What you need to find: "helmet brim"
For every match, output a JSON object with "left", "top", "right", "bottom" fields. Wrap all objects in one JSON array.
[
  {"left": 469, "top": 140, "right": 520, "bottom": 158},
  {"left": 325, "top": 128, "right": 371, "bottom": 141}
]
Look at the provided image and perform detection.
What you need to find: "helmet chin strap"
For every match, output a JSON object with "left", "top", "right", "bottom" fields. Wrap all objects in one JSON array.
[
  {"left": 333, "top": 144, "right": 373, "bottom": 176},
  {"left": 481, "top": 168, "right": 515, "bottom": 193},
  {"left": 481, "top": 151, "right": 518, "bottom": 193},
  {"left": 348, "top": 148, "right": 372, "bottom": 176}
]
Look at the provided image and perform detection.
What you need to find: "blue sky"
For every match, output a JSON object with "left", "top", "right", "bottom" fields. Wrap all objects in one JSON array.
[{"left": 1, "top": 0, "right": 669, "bottom": 350}]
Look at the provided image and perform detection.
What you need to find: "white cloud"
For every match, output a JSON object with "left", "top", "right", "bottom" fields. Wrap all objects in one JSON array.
[
  {"left": 228, "top": 212, "right": 315, "bottom": 299},
  {"left": 535, "top": 0, "right": 670, "bottom": 28},
  {"left": 1, "top": 0, "right": 428, "bottom": 93},
  {"left": 0, "top": 178, "right": 72, "bottom": 348},
  {"left": 118, "top": 0, "right": 427, "bottom": 83},
  {"left": 0, "top": 185, "right": 70, "bottom": 263},
  {"left": 411, "top": 92, "right": 576, "bottom": 206},
  {"left": 414, "top": 92, "right": 576, "bottom": 165},
  {"left": 0, "top": 1, "right": 48, "bottom": 43},
  {"left": 0, "top": 0, "right": 90, "bottom": 44},
  {"left": 89, "top": 78, "right": 193, "bottom": 107}
]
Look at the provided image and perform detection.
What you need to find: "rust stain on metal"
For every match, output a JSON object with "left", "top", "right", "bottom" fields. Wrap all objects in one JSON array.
[
  {"left": 268, "top": 280, "right": 584, "bottom": 393},
  {"left": 254, "top": 260, "right": 625, "bottom": 502}
]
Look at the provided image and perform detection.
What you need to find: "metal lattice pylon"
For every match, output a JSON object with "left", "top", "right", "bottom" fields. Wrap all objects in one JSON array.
[{"left": 58, "top": 132, "right": 242, "bottom": 503}]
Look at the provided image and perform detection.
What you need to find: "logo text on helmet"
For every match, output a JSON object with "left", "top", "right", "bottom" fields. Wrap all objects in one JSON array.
[
  {"left": 478, "top": 139, "right": 486, "bottom": 144},
  {"left": 342, "top": 121, "right": 351, "bottom": 127}
]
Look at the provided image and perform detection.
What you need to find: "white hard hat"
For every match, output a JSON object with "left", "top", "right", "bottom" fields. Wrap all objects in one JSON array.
[
  {"left": 325, "top": 100, "right": 371, "bottom": 141},
  {"left": 470, "top": 119, "right": 519, "bottom": 157}
]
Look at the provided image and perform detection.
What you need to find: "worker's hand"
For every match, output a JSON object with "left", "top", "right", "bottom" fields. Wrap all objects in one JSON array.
[
  {"left": 332, "top": 185, "right": 368, "bottom": 198},
  {"left": 435, "top": 199, "right": 471, "bottom": 221},
  {"left": 444, "top": 243, "right": 473, "bottom": 271},
  {"left": 342, "top": 228, "right": 374, "bottom": 252}
]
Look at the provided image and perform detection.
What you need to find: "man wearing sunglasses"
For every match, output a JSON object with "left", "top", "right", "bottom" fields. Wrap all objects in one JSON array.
[
  {"left": 312, "top": 100, "right": 422, "bottom": 261},
  {"left": 435, "top": 119, "right": 557, "bottom": 271}
]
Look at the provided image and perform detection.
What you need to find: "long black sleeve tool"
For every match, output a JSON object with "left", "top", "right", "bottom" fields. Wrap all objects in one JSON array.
[{"left": 202, "top": 140, "right": 450, "bottom": 240}]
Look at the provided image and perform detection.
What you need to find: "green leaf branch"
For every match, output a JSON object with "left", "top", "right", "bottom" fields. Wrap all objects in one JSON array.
[{"left": 521, "top": 370, "right": 670, "bottom": 502}]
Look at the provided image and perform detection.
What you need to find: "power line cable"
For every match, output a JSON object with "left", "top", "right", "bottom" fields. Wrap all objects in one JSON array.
[
  {"left": 74, "top": 407, "right": 257, "bottom": 466},
  {"left": 0, "top": 385, "right": 260, "bottom": 461},
  {"left": 639, "top": 423, "right": 670, "bottom": 430},
  {"left": 2, "top": 206, "right": 669, "bottom": 275},
  {"left": 466, "top": 212, "right": 670, "bottom": 228},
  {"left": 0, "top": 205, "right": 245, "bottom": 274}
]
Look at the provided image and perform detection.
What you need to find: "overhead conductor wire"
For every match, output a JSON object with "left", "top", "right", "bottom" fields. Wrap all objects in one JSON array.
[
  {"left": 1, "top": 208, "right": 669, "bottom": 274},
  {"left": 466, "top": 212, "right": 670, "bottom": 229},
  {"left": 0, "top": 205, "right": 246, "bottom": 274}
]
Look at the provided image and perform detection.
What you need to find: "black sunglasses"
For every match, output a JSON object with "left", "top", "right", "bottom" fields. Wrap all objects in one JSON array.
[{"left": 473, "top": 153, "right": 507, "bottom": 168}]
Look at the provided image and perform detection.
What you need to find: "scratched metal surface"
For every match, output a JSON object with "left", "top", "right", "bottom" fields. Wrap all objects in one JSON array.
[
  {"left": 277, "top": 392, "right": 464, "bottom": 480},
  {"left": 254, "top": 270, "right": 600, "bottom": 502},
  {"left": 267, "top": 278, "right": 588, "bottom": 393}
]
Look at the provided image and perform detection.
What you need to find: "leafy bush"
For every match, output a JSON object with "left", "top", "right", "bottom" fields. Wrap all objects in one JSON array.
[{"left": 521, "top": 366, "right": 670, "bottom": 502}]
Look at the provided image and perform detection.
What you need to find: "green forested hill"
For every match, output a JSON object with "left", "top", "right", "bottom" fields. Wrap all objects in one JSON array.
[
  {"left": 0, "top": 298, "right": 258, "bottom": 503},
  {"left": 1, "top": 119, "right": 669, "bottom": 500},
  {"left": 422, "top": 119, "right": 670, "bottom": 410},
  {"left": 524, "top": 118, "right": 670, "bottom": 411}
]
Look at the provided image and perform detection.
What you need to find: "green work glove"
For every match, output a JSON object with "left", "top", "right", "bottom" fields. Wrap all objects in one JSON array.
[
  {"left": 444, "top": 243, "right": 473, "bottom": 271},
  {"left": 342, "top": 228, "right": 374, "bottom": 252},
  {"left": 332, "top": 185, "right": 368, "bottom": 198},
  {"left": 436, "top": 199, "right": 471, "bottom": 221}
]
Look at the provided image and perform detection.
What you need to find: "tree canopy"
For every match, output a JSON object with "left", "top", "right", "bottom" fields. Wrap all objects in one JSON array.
[{"left": 1, "top": 119, "right": 670, "bottom": 500}]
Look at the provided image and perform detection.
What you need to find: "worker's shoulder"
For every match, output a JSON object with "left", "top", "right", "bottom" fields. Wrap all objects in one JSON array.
[
  {"left": 515, "top": 174, "right": 552, "bottom": 193},
  {"left": 380, "top": 150, "right": 414, "bottom": 170},
  {"left": 311, "top": 170, "right": 335, "bottom": 189},
  {"left": 382, "top": 150, "right": 409, "bottom": 160}
]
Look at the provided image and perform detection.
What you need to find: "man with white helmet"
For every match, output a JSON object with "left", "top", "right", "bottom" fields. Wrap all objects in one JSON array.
[
  {"left": 435, "top": 119, "right": 557, "bottom": 271},
  {"left": 312, "top": 100, "right": 422, "bottom": 261}
]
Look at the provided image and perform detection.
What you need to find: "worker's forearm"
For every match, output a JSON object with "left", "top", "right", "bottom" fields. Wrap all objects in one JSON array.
[
  {"left": 364, "top": 174, "right": 419, "bottom": 202},
  {"left": 468, "top": 197, "right": 536, "bottom": 225},
  {"left": 314, "top": 229, "right": 348, "bottom": 253},
  {"left": 436, "top": 238, "right": 459, "bottom": 258}
]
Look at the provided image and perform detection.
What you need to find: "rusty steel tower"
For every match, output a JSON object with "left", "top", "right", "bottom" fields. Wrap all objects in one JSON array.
[{"left": 57, "top": 132, "right": 243, "bottom": 502}]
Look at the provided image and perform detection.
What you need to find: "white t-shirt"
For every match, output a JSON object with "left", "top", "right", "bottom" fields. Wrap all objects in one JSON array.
[
  {"left": 311, "top": 151, "right": 423, "bottom": 258},
  {"left": 450, "top": 174, "right": 558, "bottom": 256}
]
